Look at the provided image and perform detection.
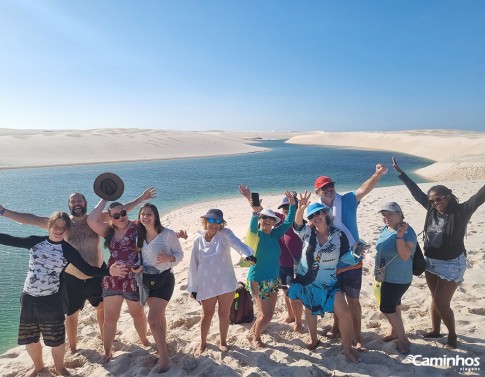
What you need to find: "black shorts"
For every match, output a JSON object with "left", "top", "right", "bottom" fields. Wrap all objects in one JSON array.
[
  {"left": 380, "top": 282, "right": 411, "bottom": 314},
  {"left": 62, "top": 273, "right": 103, "bottom": 316},
  {"left": 18, "top": 292, "right": 65, "bottom": 347},
  {"left": 336, "top": 268, "right": 363, "bottom": 299},
  {"left": 143, "top": 271, "right": 175, "bottom": 302},
  {"left": 279, "top": 266, "right": 294, "bottom": 288}
]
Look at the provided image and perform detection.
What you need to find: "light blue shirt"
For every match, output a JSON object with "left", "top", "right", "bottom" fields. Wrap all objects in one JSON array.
[{"left": 375, "top": 225, "right": 417, "bottom": 284}]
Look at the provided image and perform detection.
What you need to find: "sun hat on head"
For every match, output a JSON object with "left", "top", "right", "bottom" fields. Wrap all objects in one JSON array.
[
  {"left": 93, "top": 172, "right": 125, "bottom": 201},
  {"left": 201, "top": 209, "right": 225, "bottom": 223},
  {"left": 378, "top": 202, "right": 402, "bottom": 213},
  {"left": 314, "top": 176, "right": 335, "bottom": 190},
  {"left": 306, "top": 202, "right": 331, "bottom": 218},
  {"left": 278, "top": 197, "right": 290, "bottom": 209},
  {"left": 259, "top": 208, "right": 281, "bottom": 224}
]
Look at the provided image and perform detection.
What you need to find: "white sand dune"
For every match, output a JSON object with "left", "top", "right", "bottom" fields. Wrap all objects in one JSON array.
[{"left": 1, "top": 178, "right": 484, "bottom": 377}]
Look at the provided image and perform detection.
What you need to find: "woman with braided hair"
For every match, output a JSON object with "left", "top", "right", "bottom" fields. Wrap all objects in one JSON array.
[
  {"left": 392, "top": 157, "right": 485, "bottom": 348},
  {"left": 287, "top": 191, "right": 363, "bottom": 363}
]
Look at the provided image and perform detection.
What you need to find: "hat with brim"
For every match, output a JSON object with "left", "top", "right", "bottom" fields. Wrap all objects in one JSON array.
[
  {"left": 378, "top": 202, "right": 402, "bottom": 213},
  {"left": 201, "top": 208, "right": 225, "bottom": 223},
  {"left": 306, "top": 202, "right": 331, "bottom": 218},
  {"left": 93, "top": 172, "right": 125, "bottom": 201},
  {"left": 259, "top": 209, "right": 281, "bottom": 224}
]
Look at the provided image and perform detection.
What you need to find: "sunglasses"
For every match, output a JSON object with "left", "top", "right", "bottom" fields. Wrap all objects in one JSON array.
[
  {"left": 207, "top": 218, "right": 222, "bottom": 224},
  {"left": 319, "top": 183, "right": 335, "bottom": 192},
  {"left": 260, "top": 215, "right": 275, "bottom": 221},
  {"left": 111, "top": 209, "right": 127, "bottom": 220},
  {"left": 308, "top": 209, "right": 324, "bottom": 220},
  {"left": 428, "top": 195, "right": 447, "bottom": 205}
]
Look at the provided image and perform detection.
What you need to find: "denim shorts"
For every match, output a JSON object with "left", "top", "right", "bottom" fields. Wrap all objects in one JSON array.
[
  {"left": 426, "top": 253, "right": 466, "bottom": 283},
  {"left": 103, "top": 289, "right": 140, "bottom": 302},
  {"left": 336, "top": 267, "right": 362, "bottom": 299}
]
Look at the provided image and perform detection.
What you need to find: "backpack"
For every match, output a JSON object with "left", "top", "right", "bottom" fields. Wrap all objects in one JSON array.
[
  {"left": 413, "top": 242, "right": 426, "bottom": 276},
  {"left": 229, "top": 282, "right": 254, "bottom": 324}
]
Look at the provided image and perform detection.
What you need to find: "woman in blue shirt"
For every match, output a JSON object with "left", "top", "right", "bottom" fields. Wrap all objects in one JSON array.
[{"left": 375, "top": 202, "right": 416, "bottom": 354}]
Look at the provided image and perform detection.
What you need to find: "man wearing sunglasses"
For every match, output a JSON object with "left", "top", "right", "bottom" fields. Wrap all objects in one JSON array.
[
  {"left": 0, "top": 187, "right": 156, "bottom": 353},
  {"left": 314, "top": 163, "right": 388, "bottom": 350}
]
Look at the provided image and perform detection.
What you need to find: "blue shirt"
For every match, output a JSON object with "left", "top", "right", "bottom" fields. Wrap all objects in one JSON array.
[{"left": 375, "top": 225, "right": 417, "bottom": 284}]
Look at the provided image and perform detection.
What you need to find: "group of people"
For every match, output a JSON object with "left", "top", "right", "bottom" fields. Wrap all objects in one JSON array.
[{"left": 0, "top": 156, "right": 484, "bottom": 374}]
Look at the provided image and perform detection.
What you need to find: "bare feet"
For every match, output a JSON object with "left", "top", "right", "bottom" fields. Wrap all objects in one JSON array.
[
  {"left": 397, "top": 339, "right": 411, "bottom": 354},
  {"left": 193, "top": 343, "right": 207, "bottom": 357},
  {"left": 25, "top": 366, "right": 45, "bottom": 377},
  {"left": 156, "top": 362, "right": 170, "bottom": 373},
  {"left": 382, "top": 334, "right": 398, "bottom": 342},
  {"left": 252, "top": 339, "right": 266, "bottom": 349},
  {"left": 218, "top": 342, "right": 230, "bottom": 352},
  {"left": 306, "top": 339, "right": 320, "bottom": 350},
  {"left": 101, "top": 353, "right": 112, "bottom": 364},
  {"left": 293, "top": 322, "right": 304, "bottom": 333},
  {"left": 445, "top": 334, "right": 457, "bottom": 349},
  {"left": 342, "top": 349, "right": 360, "bottom": 364},
  {"left": 140, "top": 338, "right": 151, "bottom": 347},
  {"left": 423, "top": 330, "right": 442, "bottom": 338},
  {"left": 353, "top": 341, "right": 368, "bottom": 352},
  {"left": 325, "top": 327, "right": 340, "bottom": 339},
  {"left": 55, "top": 367, "right": 71, "bottom": 376},
  {"left": 68, "top": 344, "right": 77, "bottom": 354}
]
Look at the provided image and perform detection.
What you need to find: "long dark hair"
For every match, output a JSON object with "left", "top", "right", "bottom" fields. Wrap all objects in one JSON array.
[
  {"left": 103, "top": 202, "right": 124, "bottom": 249},
  {"left": 136, "top": 203, "right": 164, "bottom": 252}
]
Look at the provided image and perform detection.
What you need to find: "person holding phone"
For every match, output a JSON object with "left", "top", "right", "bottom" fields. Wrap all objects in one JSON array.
[
  {"left": 134, "top": 203, "right": 183, "bottom": 373},
  {"left": 392, "top": 157, "right": 485, "bottom": 349},
  {"left": 239, "top": 186, "right": 297, "bottom": 349},
  {"left": 287, "top": 192, "right": 363, "bottom": 363},
  {"left": 0, "top": 212, "right": 127, "bottom": 377},
  {"left": 87, "top": 200, "right": 150, "bottom": 363},
  {"left": 187, "top": 208, "right": 256, "bottom": 356},
  {"left": 375, "top": 202, "right": 416, "bottom": 354}
]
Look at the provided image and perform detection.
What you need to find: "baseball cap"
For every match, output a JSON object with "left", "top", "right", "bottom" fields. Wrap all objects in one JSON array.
[
  {"left": 314, "top": 176, "right": 335, "bottom": 190},
  {"left": 378, "top": 202, "right": 402, "bottom": 213}
]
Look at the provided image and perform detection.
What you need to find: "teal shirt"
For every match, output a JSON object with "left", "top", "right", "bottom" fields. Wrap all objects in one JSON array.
[
  {"left": 248, "top": 205, "right": 296, "bottom": 282},
  {"left": 375, "top": 225, "right": 417, "bottom": 284}
]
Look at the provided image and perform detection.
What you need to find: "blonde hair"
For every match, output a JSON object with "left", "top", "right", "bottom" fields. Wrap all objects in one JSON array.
[
  {"left": 47, "top": 212, "right": 71, "bottom": 231},
  {"left": 201, "top": 218, "right": 225, "bottom": 230}
]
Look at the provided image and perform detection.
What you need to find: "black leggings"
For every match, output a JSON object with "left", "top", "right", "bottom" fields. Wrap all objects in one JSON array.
[{"left": 380, "top": 282, "right": 411, "bottom": 314}]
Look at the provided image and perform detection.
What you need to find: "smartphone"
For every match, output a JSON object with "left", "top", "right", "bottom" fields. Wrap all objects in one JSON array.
[
  {"left": 251, "top": 192, "right": 260, "bottom": 206},
  {"left": 353, "top": 240, "right": 366, "bottom": 258}
]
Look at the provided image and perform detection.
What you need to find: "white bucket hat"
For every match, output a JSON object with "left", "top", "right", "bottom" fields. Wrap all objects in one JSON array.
[{"left": 259, "top": 208, "right": 281, "bottom": 224}]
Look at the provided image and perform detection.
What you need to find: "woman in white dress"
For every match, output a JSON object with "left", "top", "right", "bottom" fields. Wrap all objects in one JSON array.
[
  {"left": 136, "top": 203, "right": 183, "bottom": 373},
  {"left": 187, "top": 209, "right": 256, "bottom": 356}
]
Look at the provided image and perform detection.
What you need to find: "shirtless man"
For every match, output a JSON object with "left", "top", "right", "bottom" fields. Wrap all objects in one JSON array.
[{"left": 0, "top": 187, "right": 156, "bottom": 353}]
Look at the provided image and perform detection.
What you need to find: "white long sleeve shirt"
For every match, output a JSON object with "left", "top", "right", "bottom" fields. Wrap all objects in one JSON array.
[
  {"left": 140, "top": 228, "right": 183, "bottom": 274},
  {"left": 187, "top": 228, "right": 253, "bottom": 301}
]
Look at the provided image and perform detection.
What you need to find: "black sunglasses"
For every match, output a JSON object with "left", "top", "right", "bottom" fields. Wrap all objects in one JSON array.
[
  {"left": 111, "top": 209, "right": 127, "bottom": 220},
  {"left": 319, "top": 183, "right": 335, "bottom": 191},
  {"left": 428, "top": 195, "right": 447, "bottom": 205},
  {"left": 308, "top": 209, "right": 324, "bottom": 220},
  {"left": 260, "top": 215, "right": 275, "bottom": 220}
]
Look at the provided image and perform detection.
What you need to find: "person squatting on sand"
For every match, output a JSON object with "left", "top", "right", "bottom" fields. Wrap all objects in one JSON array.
[
  {"left": 87, "top": 200, "right": 150, "bottom": 363},
  {"left": 187, "top": 208, "right": 256, "bottom": 356},
  {"left": 135, "top": 203, "right": 184, "bottom": 373},
  {"left": 287, "top": 192, "right": 363, "bottom": 363},
  {"left": 276, "top": 195, "right": 304, "bottom": 332},
  {"left": 315, "top": 163, "right": 387, "bottom": 351},
  {"left": 0, "top": 212, "right": 127, "bottom": 377},
  {"left": 240, "top": 187, "right": 297, "bottom": 349},
  {"left": 374, "top": 201, "right": 417, "bottom": 354},
  {"left": 0, "top": 187, "right": 155, "bottom": 354},
  {"left": 392, "top": 157, "right": 485, "bottom": 349}
]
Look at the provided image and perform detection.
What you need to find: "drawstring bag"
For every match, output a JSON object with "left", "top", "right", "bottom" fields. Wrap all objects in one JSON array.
[
  {"left": 373, "top": 279, "right": 382, "bottom": 306},
  {"left": 412, "top": 242, "right": 426, "bottom": 276}
]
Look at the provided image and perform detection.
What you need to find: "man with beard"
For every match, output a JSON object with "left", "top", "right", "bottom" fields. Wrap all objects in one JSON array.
[{"left": 0, "top": 187, "right": 156, "bottom": 353}]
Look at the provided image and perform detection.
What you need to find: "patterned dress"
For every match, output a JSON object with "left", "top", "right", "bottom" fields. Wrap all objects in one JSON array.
[{"left": 102, "top": 221, "right": 139, "bottom": 295}]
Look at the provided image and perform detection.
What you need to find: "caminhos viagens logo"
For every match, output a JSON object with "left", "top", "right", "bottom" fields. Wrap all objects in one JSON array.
[{"left": 403, "top": 354, "right": 481, "bottom": 372}]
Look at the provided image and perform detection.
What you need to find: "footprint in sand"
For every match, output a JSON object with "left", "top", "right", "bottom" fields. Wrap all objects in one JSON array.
[{"left": 468, "top": 307, "right": 485, "bottom": 316}]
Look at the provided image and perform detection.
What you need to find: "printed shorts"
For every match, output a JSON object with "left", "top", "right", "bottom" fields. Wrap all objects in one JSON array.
[
  {"left": 18, "top": 292, "right": 65, "bottom": 347},
  {"left": 248, "top": 278, "right": 279, "bottom": 300},
  {"left": 336, "top": 267, "right": 362, "bottom": 299},
  {"left": 426, "top": 254, "right": 466, "bottom": 283}
]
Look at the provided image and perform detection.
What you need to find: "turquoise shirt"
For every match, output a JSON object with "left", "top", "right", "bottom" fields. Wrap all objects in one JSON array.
[
  {"left": 248, "top": 205, "right": 296, "bottom": 282},
  {"left": 375, "top": 225, "right": 417, "bottom": 284}
]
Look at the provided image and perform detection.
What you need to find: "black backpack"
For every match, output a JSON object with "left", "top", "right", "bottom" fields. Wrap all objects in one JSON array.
[
  {"left": 229, "top": 282, "right": 254, "bottom": 324},
  {"left": 413, "top": 242, "right": 426, "bottom": 276}
]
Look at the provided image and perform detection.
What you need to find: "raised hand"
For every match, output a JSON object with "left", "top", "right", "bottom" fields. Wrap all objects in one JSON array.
[
  {"left": 391, "top": 156, "right": 403, "bottom": 175},
  {"left": 141, "top": 187, "right": 157, "bottom": 200},
  {"left": 177, "top": 229, "right": 188, "bottom": 239},
  {"left": 376, "top": 163, "right": 388, "bottom": 176},
  {"left": 239, "top": 184, "right": 251, "bottom": 200},
  {"left": 285, "top": 191, "right": 296, "bottom": 206},
  {"left": 298, "top": 191, "right": 311, "bottom": 211}
]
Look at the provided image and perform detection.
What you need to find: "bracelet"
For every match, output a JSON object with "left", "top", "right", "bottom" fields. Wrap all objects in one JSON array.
[
  {"left": 396, "top": 237, "right": 403, "bottom": 240},
  {"left": 0, "top": 209, "right": 5, "bottom": 217}
]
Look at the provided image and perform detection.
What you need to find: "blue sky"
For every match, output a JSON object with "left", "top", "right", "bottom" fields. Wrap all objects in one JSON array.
[{"left": 0, "top": 0, "right": 484, "bottom": 131}]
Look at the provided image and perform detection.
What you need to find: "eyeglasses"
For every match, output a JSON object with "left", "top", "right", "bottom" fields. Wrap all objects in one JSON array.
[
  {"left": 207, "top": 218, "right": 222, "bottom": 224},
  {"left": 111, "top": 209, "right": 127, "bottom": 220},
  {"left": 260, "top": 215, "right": 275, "bottom": 220},
  {"left": 428, "top": 195, "right": 447, "bottom": 205},
  {"left": 308, "top": 210, "right": 324, "bottom": 220}
]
